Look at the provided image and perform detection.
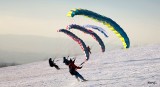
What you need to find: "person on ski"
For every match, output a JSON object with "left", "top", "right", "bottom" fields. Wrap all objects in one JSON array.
[
  {"left": 49, "top": 58, "right": 60, "bottom": 70},
  {"left": 63, "top": 56, "right": 70, "bottom": 65},
  {"left": 87, "top": 46, "right": 91, "bottom": 54},
  {"left": 68, "top": 58, "right": 87, "bottom": 82}
]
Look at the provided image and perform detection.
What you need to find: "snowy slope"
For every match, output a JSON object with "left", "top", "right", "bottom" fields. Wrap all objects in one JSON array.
[{"left": 0, "top": 44, "right": 160, "bottom": 87}]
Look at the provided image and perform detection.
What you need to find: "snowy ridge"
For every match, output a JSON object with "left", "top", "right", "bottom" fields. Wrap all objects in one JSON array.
[{"left": 0, "top": 44, "right": 160, "bottom": 87}]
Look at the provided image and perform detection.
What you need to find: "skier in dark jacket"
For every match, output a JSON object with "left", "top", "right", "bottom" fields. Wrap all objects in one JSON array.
[
  {"left": 49, "top": 58, "right": 60, "bottom": 70},
  {"left": 63, "top": 56, "right": 70, "bottom": 65},
  {"left": 68, "top": 58, "right": 87, "bottom": 82}
]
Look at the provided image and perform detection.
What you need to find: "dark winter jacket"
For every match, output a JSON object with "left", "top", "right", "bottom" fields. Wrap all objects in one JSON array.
[
  {"left": 63, "top": 57, "right": 69, "bottom": 65},
  {"left": 49, "top": 58, "right": 54, "bottom": 67},
  {"left": 49, "top": 58, "right": 60, "bottom": 70}
]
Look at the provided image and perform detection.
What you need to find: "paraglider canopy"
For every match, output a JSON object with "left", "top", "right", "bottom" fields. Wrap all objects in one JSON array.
[
  {"left": 58, "top": 29, "right": 90, "bottom": 65},
  {"left": 66, "top": 24, "right": 105, "bottom": 52},
  {"left": 83, "top": 24, "right": 108, "bottom": 38},
  {"left": 67, "top": 8, "right": 130, "bottom": 49}
]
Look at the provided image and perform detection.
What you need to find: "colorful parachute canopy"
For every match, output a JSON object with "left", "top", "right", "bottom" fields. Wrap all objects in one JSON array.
[
  {"left": 66, "top": 24, "right": 105, "bottom": 52},
  {"left": 83, "top": 24, "right": 108, "bottom": 37},
  {"left": 67, "top": 8, "right": 130, "bottom": 48},
  {"left": 58, "top": 29, "right": 89, "bottom": 61}
]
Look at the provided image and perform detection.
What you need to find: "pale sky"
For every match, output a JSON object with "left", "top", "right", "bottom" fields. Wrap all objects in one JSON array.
[{"left": 0, "top": 0, "right": 160, "bottom": 46}]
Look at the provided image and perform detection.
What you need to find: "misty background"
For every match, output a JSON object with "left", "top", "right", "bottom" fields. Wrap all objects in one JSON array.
[
  {"left": 0, "top": 34, "right": 120, "bottom": 64},
  {"left": 0, "top": 0, "right": 160, "bottom": 64}
]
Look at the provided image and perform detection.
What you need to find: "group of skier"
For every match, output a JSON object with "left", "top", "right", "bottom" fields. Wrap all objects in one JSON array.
[{"left": 48, "top": 46, "right": 91, "bottom": 82}]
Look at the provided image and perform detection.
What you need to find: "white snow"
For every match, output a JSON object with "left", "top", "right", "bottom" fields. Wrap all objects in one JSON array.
[{"left": 0, "top": 44, "right": 160, "bottom": 87}]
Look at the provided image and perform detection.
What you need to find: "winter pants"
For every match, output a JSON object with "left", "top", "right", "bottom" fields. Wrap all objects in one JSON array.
[{"left": 74, "top": 71, "right": 85, "bottom": 81}]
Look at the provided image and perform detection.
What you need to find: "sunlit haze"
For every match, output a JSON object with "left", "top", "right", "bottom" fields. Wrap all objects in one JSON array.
[{"left": 0, "top": 0, "right": 160, "bottom": 63}]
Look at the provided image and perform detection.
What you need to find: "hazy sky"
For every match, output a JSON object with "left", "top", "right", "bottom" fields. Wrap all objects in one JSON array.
[{"left": 0, "top": 0, "right": 160, "bottom": 46}]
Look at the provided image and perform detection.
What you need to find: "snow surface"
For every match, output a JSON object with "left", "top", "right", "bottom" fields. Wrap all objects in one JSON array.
[{"left": 0, "top": 44, "right": 160, "bottom": 87}]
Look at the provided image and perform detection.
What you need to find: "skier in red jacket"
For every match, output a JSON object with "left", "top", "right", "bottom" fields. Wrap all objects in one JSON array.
[{"left": 68, "top": 58, "right": 87, "bottom": 82}]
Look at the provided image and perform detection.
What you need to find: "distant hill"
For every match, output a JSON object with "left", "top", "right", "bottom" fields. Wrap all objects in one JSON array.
[
  {"left": 0, "top": 35, "right": 97, "bottom": 64},
  {"left": 0, "top": 34, "right": 123, "bottom": 64}
]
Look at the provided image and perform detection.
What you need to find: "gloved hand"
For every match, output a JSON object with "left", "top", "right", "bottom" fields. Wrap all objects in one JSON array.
[{"left": 79, "top": 65, "right": 83, "bottom": 69}]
